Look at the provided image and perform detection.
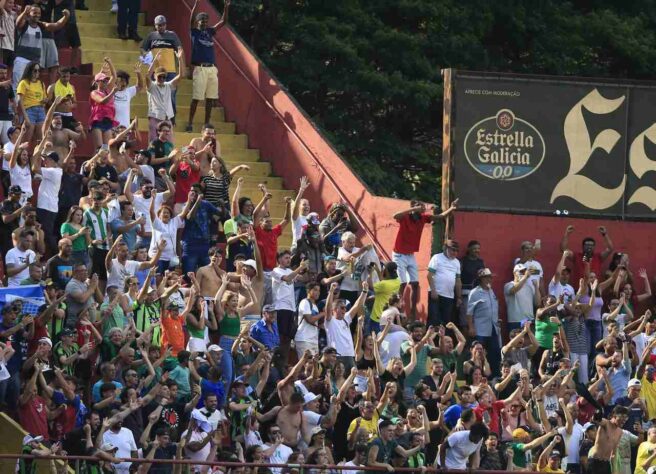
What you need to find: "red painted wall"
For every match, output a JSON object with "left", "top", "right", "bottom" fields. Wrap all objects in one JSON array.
[
  {"left": 146, "top": 0, "right": 434, "bottom": 317},
  {"left": 454, "top": 211, "right": 655, "bottom": 335}
]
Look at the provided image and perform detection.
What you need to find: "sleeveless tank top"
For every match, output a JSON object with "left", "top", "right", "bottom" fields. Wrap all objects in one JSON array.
[
  {"left": 221, "top": 313, "right": 241, "bottom": 338},
  {"left": 89, "top": 89, "right": 118, "bottom": 126}
]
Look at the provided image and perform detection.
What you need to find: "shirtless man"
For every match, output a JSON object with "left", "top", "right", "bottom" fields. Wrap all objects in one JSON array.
[
  {"left": 46, "top": 113, "right": 84, "bottom": 159},
  {"left": 108, "top": 119, "right": 139, "bottom": 175},
  {"left": 276, "top": 351, "right": 314, "bottom": 447},
  {"left": 189, "top": 124, "right": 221, "bottom": 176},
  {"left": 196, "top": 247, "right": 226, "bottom": 297},
  {"left": 588, "top": 405, "right": 630, "bottom": 474}
]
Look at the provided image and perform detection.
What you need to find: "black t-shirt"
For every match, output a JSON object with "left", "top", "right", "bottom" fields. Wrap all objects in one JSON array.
[
  {"left": 142, "top": 400, "right": 188, "bottom": 441},
  {"left": 148, "top": 442, "right": 177, "bottom": 474},
  {"left": 0, "top": 199, "right": 20, "bottom": 235},
  {"left": 317, "top": 270, "right": 345, "bottom": 303},
  {"left": 459, "top": 256, "right": 485, "bottom": 290},
  {"left": 59, "top": 172, "right": 84, "bottom": 210},
  {"left": 0, "top": 87, "right": 15, "bottom": 120},
  {"left": 46, "top": 255, "right": 74, "bottom": 290},
  {"left": 85, "top": 164, "right": 118, "bottom": 183}
]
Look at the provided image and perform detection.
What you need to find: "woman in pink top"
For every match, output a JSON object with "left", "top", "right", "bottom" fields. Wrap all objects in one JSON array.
[{"left": 89, "top": 59, "right": 118, "bottom": 150}]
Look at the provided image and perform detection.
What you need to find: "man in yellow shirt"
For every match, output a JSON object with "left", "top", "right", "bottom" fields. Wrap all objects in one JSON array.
[
  {"left": 347, "top": 400, "right": 379, "bottom": 444},
  {"left": 635, "top": 427, "right": 656, "bottom": 474},
  {"left": 538, "top": 436, "right": 566, "bottom": 474},
  {"left": 369, "top": 261, "right": 401, "bottom": 330}
]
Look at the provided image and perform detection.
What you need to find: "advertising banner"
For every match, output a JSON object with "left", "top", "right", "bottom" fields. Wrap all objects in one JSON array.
[{"left": 446, "top": 70, "right": 656, "bottom": 219}]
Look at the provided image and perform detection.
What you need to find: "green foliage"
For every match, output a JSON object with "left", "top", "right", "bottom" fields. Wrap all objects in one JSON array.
[{"left": 212, "top": 0, "right": 656, "bottom": 202}]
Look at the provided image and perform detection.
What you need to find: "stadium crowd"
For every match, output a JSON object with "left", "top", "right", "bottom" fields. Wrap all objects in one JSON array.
[{"left": 2, "top": 1, "right": 656, "bottom": 474}]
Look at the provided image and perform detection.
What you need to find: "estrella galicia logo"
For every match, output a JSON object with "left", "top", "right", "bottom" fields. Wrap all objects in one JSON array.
[{"left": 464, "top": 109, "right": 546, "bottom": 180}]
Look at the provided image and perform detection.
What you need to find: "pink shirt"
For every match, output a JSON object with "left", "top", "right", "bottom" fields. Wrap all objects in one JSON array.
[{"left": 89, "top": 89, "right": 118, "bottom": 127}]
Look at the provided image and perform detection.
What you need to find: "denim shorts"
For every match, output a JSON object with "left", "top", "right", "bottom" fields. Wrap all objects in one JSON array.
[
  {"left": 25, "top": 106, "right": 46, "bottom": 124},
  {"left": 91, "top": 117, "right": 114, "bottom": 132}
]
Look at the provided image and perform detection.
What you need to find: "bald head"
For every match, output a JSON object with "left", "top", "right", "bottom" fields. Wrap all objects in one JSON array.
[{"left": 58, "top": 238, "right": 73, "bottom": 257}]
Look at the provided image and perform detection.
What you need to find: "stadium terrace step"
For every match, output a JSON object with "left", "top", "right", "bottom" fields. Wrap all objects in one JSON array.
[
  {"left": 77, "top": 23, "right": 151, "bottom": 37},
  {"left": 76, "top": 10, "right": 146, "bottom": 24},
  {"left": 80, "top": 37, "right": 143, "bottom": 51},
  {"left": 71, "top": 0, "right": 295, "bottom": 233},
  {"left": 131, "top": 104, "right": 225, "bottom": 122}
]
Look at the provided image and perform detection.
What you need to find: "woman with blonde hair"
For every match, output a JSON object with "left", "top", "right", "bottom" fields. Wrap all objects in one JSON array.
[{"left": 215, "top": 273, "right": 258, "bottom": 385}]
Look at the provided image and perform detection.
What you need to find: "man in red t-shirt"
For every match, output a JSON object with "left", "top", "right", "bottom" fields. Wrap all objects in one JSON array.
[
  {"left": 19, "top": 365, "right": 50, "bottom": 440},
  {"left": 170, "top": 146, "right": 201, "bottom": 213},
  {"left": 392, "top": 199, "right": 457, "bottom": 319},
  {"left": 254, "top": 195, "right": 291, "bottom": 304},
  {"left": 560, "top": 225, "right": 614, "bottom": 281},
  {"left": 472, "top": 381, "right": 524, "bottom": 436}
]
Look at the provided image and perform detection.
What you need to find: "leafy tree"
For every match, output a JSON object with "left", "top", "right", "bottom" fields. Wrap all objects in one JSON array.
[{"left": 211, "top": 0, "right": 656, "bottom": 203}]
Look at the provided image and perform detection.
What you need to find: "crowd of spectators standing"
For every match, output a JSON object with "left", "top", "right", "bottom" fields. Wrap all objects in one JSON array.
[{"left": 2, "top": 1, "right": 656, "bottom": 474}]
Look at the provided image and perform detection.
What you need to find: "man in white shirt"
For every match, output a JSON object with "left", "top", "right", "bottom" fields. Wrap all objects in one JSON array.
[
  {"left": 5, "top": 230, "right": 37, "bottom": 287},
  {"left": 324, "top": 281, "right": 368, "bottom": 372},
  {"left": 146, "top": 51, "right": 184, "bottom": 141},
  {"left": 102, "top": 418, "right": 138, "bottom": 474},
  {"left": 114, "top": 68, "right": 143, "bottom": 128},
  {"left": 427, "top": 239, "right": 462, "bottom": 327},
  {"left": 33, "top": 149, "right": 63, "bottom": 257},
  {"left": 504, "top": 263, "right": 540, "bottom": 333},
  {"left": 272, "top": 250, "right": 308, "bottom": 367},
  {"left": 104, "top": 235, "right": 163, "bottom": 290},
  {"left": 549, "top": 250, "right": 575, "bottom": 312},
  {"left": 437, "top": 422, "right": 488, "bottom": 469},
  {"left": 290, "top": 175, "right": 311, "bottom": 248},
  {"left": 294, "top": 281, "right": 322, "bottom": 357},
  {"left": 262, "top": 425, "right": 293, "bottom": 474},
  {"left": 123, "top": 170, "right": 173, "bottom": 249}
]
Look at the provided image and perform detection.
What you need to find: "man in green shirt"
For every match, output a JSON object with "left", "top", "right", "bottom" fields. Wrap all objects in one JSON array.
[
  {"left": 401, "top": 322, "right": 442, "bottom": 403},
  {"left": 19, "top": 263, "right": 45, "bottom": 286}
]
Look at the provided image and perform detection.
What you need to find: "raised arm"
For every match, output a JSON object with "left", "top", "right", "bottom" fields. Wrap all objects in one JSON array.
[
  {"left": 212, "top": 0, "right": 230, "bottom": 30},
  {"left": 171, "top": 49, "right": 185, "bottom": 87},
  {"left": 292, "top": 176, "right": 309, "bottom": 220}
]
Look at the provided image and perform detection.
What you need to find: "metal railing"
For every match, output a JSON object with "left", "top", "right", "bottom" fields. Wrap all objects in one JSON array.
[{"left": 0, "top": 453, "right": 538, "bottom": 473}]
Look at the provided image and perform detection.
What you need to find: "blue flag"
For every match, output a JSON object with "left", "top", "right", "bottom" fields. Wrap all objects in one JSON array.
[{"left": 0, "top": 285, "right": 46, "bottom": 317}]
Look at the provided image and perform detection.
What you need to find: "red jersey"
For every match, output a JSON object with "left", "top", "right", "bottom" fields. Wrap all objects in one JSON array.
[
  {"left": 573, "top": 251, "right": 604, "bottom": 280},
  {"left": 473, "top": 400, "right": 505, "bottom": 435},
  {"left": 393, "top": 213, "right": 432, "bottom": 254},
  {"left": 19, "top": 395, "right": 49, "bottom": 440},
  {"left": 255, "top": 224, "right": 283, "bottom": 271},
  {"left": 174, "top": 160, "right": 201, "bottom": 203},
  {"left": 27, "top": 319, "right": 49, "bottom": 356}
]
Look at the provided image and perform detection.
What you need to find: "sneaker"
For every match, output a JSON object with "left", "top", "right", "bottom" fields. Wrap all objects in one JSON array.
[
  {"left": 185, "top": 124, "right": 193, "bottom": 132},
  {"left": 110, "top": 4, "right": 118, "bottom": 13}
]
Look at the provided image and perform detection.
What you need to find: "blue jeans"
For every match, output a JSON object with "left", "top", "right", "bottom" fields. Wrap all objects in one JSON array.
[
  {"left": 586, "top": 319, "right": 602, "bottom": 360},
  {"left": 219, "top": 336, "right": 235, "bottom": 386},
  {"left": 181, "top": 241, "right": 210, "bottom": 273}
]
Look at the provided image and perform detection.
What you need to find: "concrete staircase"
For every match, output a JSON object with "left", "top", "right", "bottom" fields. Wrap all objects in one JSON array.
[{"left": 72, "top": 0, "right": 293, "bottom": 243}]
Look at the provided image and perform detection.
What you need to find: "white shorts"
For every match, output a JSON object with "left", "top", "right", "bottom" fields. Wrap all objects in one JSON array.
[
  {"left": 192, "top": 65, "right": 219, "bottom": 101},
  {"left": 187, "top": 337, "right": 207, "bottom": 353},
  {"left": 294, "top": 340, "right": 318, "bottom": 359},
  {"left": 392, "top": 252, "right": 418, "bottom": 283}
]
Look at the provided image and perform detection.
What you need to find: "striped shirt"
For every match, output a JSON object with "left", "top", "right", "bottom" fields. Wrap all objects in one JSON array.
[
  {"left": 200, "top": 171, "right": 231, "bottom": 207},
  {"left": 562, "top": 315, "right": 588, "bottom": 354},
  {"left": 83, "top": 207, "right": 110, "bottom": 250}
]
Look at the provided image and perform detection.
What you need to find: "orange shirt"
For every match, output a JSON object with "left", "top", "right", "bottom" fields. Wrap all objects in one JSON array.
[{"left": 161, "top": 312, "right": 185, "bottom": 356}]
